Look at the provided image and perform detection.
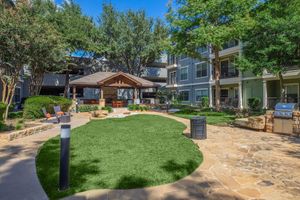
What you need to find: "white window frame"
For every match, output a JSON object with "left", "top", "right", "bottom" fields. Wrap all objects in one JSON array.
[
  {"left": 180, "top": 66, "right": 189, "bottom": 81},
  {"left": 195, "top": 61, "right": 208, "bottom": 79},
  {"left": 169, "top": 71, "right": 177, "bottom": 84},
  {"left": 179, "top": 89, "right": 190, "bottom": 102},
  {"left": 220, "top": 88, "right": 229, "bottom": 98},
  {"left": 195, "top": 88, "right": 209, "bottom": 102}
]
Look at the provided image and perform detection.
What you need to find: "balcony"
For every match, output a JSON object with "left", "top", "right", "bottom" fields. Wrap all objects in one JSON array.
[
  {"left": 263, "top": 66, "right": 300, "bottom": 79},
  {"left": 143, "top": 67, "right": 167, "bottom": 79},
  {"left": 213, "top": 70, "right": 239, "bottom": 79},
  {"left": 220, "top": 97, "right": 239, "bottom": 108},
  {"left": 220, "top": 71, "right": 239, "bottom": 79}
]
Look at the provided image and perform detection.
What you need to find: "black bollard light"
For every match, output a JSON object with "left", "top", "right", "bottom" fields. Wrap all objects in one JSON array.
[{"left": 59, "top": 124, "right": 71, "bottom": 191}]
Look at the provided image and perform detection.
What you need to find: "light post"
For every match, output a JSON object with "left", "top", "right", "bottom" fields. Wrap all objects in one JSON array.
[{"left": 59, "top": 124, "right": 71, "bottom": 191}]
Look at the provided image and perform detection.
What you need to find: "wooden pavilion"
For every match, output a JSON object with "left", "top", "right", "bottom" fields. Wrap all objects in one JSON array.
[{"left": 69, "top": 71, "right": 160, "bottom": 107}]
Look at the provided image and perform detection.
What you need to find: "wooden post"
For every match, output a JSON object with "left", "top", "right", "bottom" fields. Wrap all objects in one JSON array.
[
  {"left": 100, "top": 88, "right": 104, "bottom": 99},
  {"left": 138, "top": 88, "right": 142, "bottom": 99},
  {"left": 99, "top": 87, "right": 105, "bottom": 107},
  {"left": 134, "top": 88, "right": 139, "bottom": 104},
  {"left": 263, "top": 80, "right": 268, "bottom": 109},
  {"left": 134, "top": 88, "right": 137, "bottom": 99},
  {"left": 72, "top": 86, "right": 76, "bottom": 100}
]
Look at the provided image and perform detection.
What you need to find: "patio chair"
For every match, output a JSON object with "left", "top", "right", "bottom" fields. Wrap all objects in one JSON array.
[
  {"left": 53, "top": 106, "right": 71, "bottom": 123},
  {"left": 42, "top": 108, "right": 52, "bottom": 120},
  {"left": 53, "top": 106, "right": 65, "bottom": 116}
]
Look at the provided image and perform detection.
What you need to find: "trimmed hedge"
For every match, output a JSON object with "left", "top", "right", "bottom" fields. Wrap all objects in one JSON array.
[
  {"left": 101, "top": 106, "right": 113, "bottom": 113},
  {"left": 23, "top": 96, "right": 72, "bottom": 119},
  {"left": 8, "top": 111, "right": 23, "bottom": 119},
  {"left": 128, "top": 104, "right": 150, "bottom": 111},
  {"left": 0, "top": 102, "right": 7, "bottom": 121},
  {"left": 78, "top": 104, "right": 99, "bottom": 112}
]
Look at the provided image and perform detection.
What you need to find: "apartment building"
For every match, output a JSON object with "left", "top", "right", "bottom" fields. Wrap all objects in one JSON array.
[{"left": 166, "top": 41, "right": 300, "bottom": 109}]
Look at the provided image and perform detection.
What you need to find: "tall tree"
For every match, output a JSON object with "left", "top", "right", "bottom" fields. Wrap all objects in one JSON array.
[
  {"left": 97, "top": 4, "right": 168, "bottom": 76},
  {"left": 56, "top": 0, "right": 96, "bottom": 97},
  {"left": 167, "top": 0, "right": 256, "bottom": 111},
  {"left": 0, "top": 0, "right": 32, "bottom": 121},
  {"left": 27, "top": 0, "right": 66, "bottom": 96},
  {"left": 238, "top": 0, "right": 300, "bottom": 102}
]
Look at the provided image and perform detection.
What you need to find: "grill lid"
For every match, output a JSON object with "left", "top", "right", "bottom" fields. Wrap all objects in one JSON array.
[
  {"left": 274, "top": 103, "right": 298, "bottom": 119},
  {"left": 274, "top": 103, "right": 297, "bottom": 111}
]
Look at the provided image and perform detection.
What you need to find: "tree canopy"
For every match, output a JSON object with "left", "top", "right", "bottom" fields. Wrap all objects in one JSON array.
[
  {"left": 238, "top": 0, "right": 300, "bottom": 99},
  {"left": 96, "top": 4, "right": 168, "bottom": 76}
]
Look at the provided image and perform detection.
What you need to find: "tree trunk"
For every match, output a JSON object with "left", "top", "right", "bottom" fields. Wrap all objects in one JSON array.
[
  {"left": 4, "top": 84, "right": 16, "bottom": 122},
  {"left": 63, "top": 70, "right": 70, "bottom": 98},
  {"left": 278, "top": 72, "right": 285, "bottom": 102},
  {"left": 29, "top": 71, "right": 44, "bottom": 96},
  {"left": 1, "top": 79, "right": 7, "bottom": 102},
  {"left": 213, "top": 46, "right": 221, "bottom": 111}
]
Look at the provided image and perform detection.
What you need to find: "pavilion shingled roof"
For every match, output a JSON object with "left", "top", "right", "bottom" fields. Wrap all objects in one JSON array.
[{"left": 69, "top": 72, "right": 159, "bottom": 88}]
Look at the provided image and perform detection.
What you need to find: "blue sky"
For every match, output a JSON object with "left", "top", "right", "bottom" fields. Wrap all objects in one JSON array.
[{"left": 55, "top": 0, "right": 169, "bottom": 21}]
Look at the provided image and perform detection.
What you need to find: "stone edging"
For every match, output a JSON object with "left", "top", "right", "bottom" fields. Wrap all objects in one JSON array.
[{"left": 0, "top": 123, "right": 54, "bottom": 142}]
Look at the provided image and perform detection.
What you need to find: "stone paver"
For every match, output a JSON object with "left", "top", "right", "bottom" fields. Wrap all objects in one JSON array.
[
  {"left": 0, "top": 113, "right": 90, "bottom": 200},
  {"left": 1, "top": 111, "right": 300, "bottom": 200}
]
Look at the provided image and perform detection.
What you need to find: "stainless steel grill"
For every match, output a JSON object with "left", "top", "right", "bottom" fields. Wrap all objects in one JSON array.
[
  {"left": 273, "top": 103, "right": 298, "bottom": 119},
  {"left": 273, "top": 103, "right": 298, "bottom": 134}
]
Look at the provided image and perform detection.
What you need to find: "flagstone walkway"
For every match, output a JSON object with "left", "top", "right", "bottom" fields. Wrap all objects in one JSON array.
[
  {"left": 0, "top": 113, "right": 90, "bottom": 200},
  {"left": 0, "top": 111, "right": 299, "bottom": 200}
]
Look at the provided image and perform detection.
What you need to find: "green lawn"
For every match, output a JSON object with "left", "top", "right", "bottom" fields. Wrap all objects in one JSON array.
[
  {"left": 36, "top": 115, "right": 202, "bottom": 199},
  {"left": 173, "top": 111, "right": 236, "bottom": 125}
]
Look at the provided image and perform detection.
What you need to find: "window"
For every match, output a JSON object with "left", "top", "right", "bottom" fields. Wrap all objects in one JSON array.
[
  {"left": 197, "top": 46, "right": 208, "bottom": 53},
  {"left": 221, "top": 89, "right": 229, "bottom": 98},
  {"left": 285, "top": 84, "right": 299, "bottom": 103},
  {"left": 179, "top": 91, "right": 189, "bottom": 101},
  {"left": 195, "top": 89, "right": 208, "bottom": 102},
  {"left": 220, "top": 59, "right": 238, "bottom": 78},
  {"left": 180, "top": 67, "right": 188, "bottom": 80},
  {"left": 168, "top": 55, "right": 177, "bottom": 65},
  {"left": 196, "top": 62, "right": 208, "bottom": 78},
  {"left": 169, "top": 71, "right": 177, "bottom": 84}
]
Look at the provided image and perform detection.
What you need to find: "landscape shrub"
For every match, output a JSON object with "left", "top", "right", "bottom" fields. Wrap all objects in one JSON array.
[
  {"left": 0, "top": 102, "right": 7, "bottom": 121},
  {"left": 15, "top": 119, "right": 24, "bottom": 130},
  {"left": 128, "top": 104, "right": 150, "bottom": 111},
  {"left": 8, "top": 111, "right": 23, "bottom": 119},
  {"left": 78, "top": 104, "right": 99, "bottom": 112},
  {"left": 247, "top": 97, "right": 261, "bottom": 111},
  {"left": 23, "top": 96, "right": 72, "bottom": 119},
  {"left": 200, "top": 97, "right": 209, "bottom": 108},
  {"left": 235, "top": 108, "right": 250, "bottom": 118},
  {"left": 101, "top": 106, "right": 113, "bottom": 113}
]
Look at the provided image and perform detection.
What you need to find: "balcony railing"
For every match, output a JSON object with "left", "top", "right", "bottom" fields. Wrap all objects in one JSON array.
[
  {"left": 267, "top": 97, "right": 299, "bottom": 109},
  {"left": 213, "top": 71, "right": 239, "bottom": 79},
  {"left": 220, "top": 97, "right": 239, "bottom": 108},
  {"left": 220, "top": 71, "right": 239, "bottom": 79}
]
